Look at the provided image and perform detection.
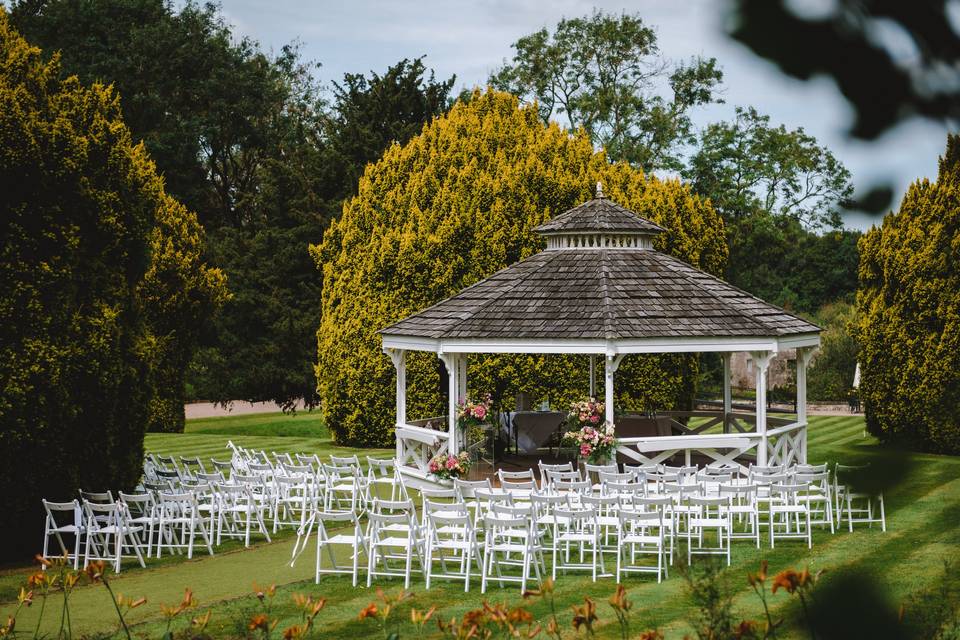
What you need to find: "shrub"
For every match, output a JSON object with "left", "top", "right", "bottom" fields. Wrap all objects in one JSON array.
[
  {"left": 856, "top": 134, "right": 960, "bottom": 453},
  {"left": 0, "top": 11, "right": 224, "bottom": 558},
  {"left": 312, "top": 89, "right": 726, "bottom": 446}
]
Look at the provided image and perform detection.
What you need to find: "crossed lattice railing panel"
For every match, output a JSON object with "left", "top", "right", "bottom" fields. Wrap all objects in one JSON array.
[
  {"left": 395, "top": 424, "right": 450, "bottom": 475},
  {"left": 765, "top": 422, "right": 805, "bottom": 467}
]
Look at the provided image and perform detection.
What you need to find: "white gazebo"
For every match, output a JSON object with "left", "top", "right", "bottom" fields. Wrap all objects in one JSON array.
[{"left": 380, "top": 187, "right": 820, "bottom": 486}]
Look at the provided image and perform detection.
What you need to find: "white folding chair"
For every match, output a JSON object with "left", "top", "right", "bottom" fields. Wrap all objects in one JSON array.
[
  {"left": 365, "top": 457, "right": 406, "bottom": 505},
  {"left": 155, "top": 492, "right": 214, "bottom": 559},
  {"left": 551, "top": 506, "right": 601, "bottom": 581},
  {"left": 312, "top": 511, "right": 367, "bottom": 586},
  {"left": 216, "top": 484, "right": 271, "bottom": 547},
  {"left": 796, "top": 471, "right": 834, "bottom": 533},
  {"left": 209, "top": 458, "right": 233, "bottom": 481},
  {"left": 769, "top": 483, "right": 812, "bottom": 549},
  {"left": 537, "top": 461, "right": 574, "bottom": 491},
  {"left": 454, "top": 478, "right": 491, "bottom": 522},
  {"left": 119, "top": 492, "right": 160, "bottom": 558},
  {"left": 273, "top": 475, "right": 313, "bottom": 533},
  {"left": 581, "top": 494, "right": 620, "bottom": 571},
  {"left": 497, "top": 468, "right": 536, "bottom": 484},
  {"left": 584, "top": 463, "right": 618, "bottom": 491},
  {"left": 481, "top": 505, "right": 544, "bottom": 594},
  {"left": 367, "top": 510, "right": 423, "bottom": 589},
  {"left": 323, "top": 464, "right": 363, "bottom": 513},
  {"left": 179, "top": 456, "right": 206, "bottom": 480},
  {"left": 835, "top": 463, "right": 886, "bottom": 532},
  {"left": 425, "top": 509, "right": 482, "bottom": 592},
  {"left": 687, "top": 496, "right": 731, "bottom": 566},
  {"left": 616, "top": 509, "right": 666, "bottom": 583},
  {"left": 41, "top": 500, "right": 84, "bottom": 569},
  {"left": 82, "top": 501, "right": 146, "bottom": 573},
  {"left": 635, "top": 496, "right": 676, "bottom": 565},
  {"left": 719, "top": 484, "right": 760, "bottom": 548}
]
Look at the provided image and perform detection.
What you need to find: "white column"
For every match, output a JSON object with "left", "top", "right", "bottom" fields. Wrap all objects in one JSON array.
[
  {"left": 751, "top": 351, "right": 773, "bottom": 466},
  {"left": 385, "top": 349, "right": 407, "bottom": 460},
  {"left": 604, "top": 355, "right": 624, "bottom": 427},
  {"left": 458, "top": 354, "right": 469, "bottom": 404},
  {"left": 439, "top": 353, "right": 460, "bottom": 455},
  {"left": 721, "top": 353, "right": 732, "bottom": 433},
  {"left": 589, "top": 354, "right": 596, "bottom": 398},
  {"left": 796, "top": 347, "right": 816, "bottom": 463}
]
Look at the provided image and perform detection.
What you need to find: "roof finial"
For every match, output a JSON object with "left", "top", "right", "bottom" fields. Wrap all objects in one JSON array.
[{"left": 596, "top": 181, "right": 604, "bottom": 198}]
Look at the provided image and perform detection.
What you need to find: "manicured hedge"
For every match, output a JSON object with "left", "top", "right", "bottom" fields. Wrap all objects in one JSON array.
[
  {"left": 857, "top": 135, "right": 960, "bottom": 454},
  {"left": 0, "top": 12, "right": 225, "bottom": 557}
]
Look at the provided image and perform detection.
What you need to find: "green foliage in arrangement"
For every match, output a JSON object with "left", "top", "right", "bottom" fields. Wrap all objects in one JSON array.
[
  {"left": 313, "top": 90, "right": 727, "bottom": 446},
  {"left": 0, "top": 11, "right": 224, "bottom": 557},
  {"left": 857, "top": 134, "right": 960, "bottom": 454}
]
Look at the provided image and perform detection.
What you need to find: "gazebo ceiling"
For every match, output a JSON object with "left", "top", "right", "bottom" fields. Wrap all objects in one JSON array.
[{"left": 380, "top": 193, "right": 820, "bottom": 353}]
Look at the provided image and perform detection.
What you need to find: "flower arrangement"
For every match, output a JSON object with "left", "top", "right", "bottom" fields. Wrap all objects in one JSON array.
[
  {"left": 428, "top": 452, "right": 472, "bottom": 480},
  {"left": 563, "top": 422, "right": 618, "bottom": 464},
  {"left": 457, "top": 394, "right": 493, "bottom": 430},
  {"left": 567, "top": 398, "right": 604, "bottom": 429}
]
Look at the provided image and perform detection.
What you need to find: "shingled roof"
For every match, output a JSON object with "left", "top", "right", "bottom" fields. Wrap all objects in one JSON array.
[
  {"left": 380, "top": 195, "right": 819, "bottom": 342},
  {"left": 532, "top": 195, "right": 666, "bottom": 235}
]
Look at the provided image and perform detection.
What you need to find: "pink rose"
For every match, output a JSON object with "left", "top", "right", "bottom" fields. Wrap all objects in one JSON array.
[
  {"left": 580, "top": 444, "right": 592, "bottom": 457},
  {"left": 590, "top": 415, "right": 599, "bottom": 423},
  {"left": 446, "top": 457, "right": 458, "bottom": 470},
  {"left": 473, "top": 405, "right": 487, "bottom": 420}
]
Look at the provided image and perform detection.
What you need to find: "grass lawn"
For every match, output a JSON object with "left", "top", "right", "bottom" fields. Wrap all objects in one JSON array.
[{"left": 2, "top": 412, "right": 958, "bottom": 638}]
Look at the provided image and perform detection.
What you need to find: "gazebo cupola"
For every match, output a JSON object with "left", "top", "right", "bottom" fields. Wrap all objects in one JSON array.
[{"left": 535, "top": 183, "right": 666, "bottom": 251}]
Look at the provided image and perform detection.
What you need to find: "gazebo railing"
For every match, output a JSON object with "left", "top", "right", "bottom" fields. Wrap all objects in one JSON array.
[
  {"left": 395, "top": 421, "right": 450, "bottom": 481},
  {"left": 616, "top": 409, "right": 805, "bottom": 472},
  {"left": 393, "top": 409, "right": 807, "bottom": 481}
]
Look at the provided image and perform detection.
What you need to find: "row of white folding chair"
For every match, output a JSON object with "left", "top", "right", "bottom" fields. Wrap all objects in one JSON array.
[
  {"left": 127, "top": 483, "right": 264, "bottom": 552},
  {"left": 42, "top": 498, "right": 148, "bottom": 572}
]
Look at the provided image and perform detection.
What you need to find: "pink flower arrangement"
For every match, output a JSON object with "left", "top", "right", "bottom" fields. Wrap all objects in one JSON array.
[
  {"left": 428, "top": 452, "right": 472, "bottom": 480},
  {"left": 457, "top": 394, "right": 493, "bottom": 430},
  {"left": 568, "top": 399, "right": 605, "bottom": 430},
  {"left": 563, "top": 419, "right": 618, "bottom": 464}
]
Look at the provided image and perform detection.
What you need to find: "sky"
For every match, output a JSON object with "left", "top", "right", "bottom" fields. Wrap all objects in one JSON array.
[{"left": 213, "top": 0, "right": 952, "bottom": 231}]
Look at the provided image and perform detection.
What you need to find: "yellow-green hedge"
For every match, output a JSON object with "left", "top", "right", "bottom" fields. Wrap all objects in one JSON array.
[
  {"left": 857, "top": 135, "right": 960, "bottom": 454},
  {"left": 312, "top": 90, "right": 727, "bottom": 446},
  {"left": 0, "top": 12, "right": 226, "bottom": 557}
]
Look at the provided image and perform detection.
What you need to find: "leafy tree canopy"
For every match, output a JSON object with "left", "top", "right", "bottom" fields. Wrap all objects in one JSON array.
[
  {"left": 12, "top": 0, "right": 455, "bottom": 413},
  {"left": 326, "top": 56, "right": 455, "bottom": 205},
  {"left": 312, "top": 90, "right": 727, "bottom": 446},
  {"left": 685, "top": 106, "right": 853, "bottom": 231},
  {"left": 490, "top": 9, "right": 723, "bottom": 172},
  {"left": 857, "top": 134, "right": 960, "bottom": 454}
]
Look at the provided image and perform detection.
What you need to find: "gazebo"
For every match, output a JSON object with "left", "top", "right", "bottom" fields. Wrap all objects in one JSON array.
[{"left": 380, "top": 186, "right": 820, "bottom": 486}]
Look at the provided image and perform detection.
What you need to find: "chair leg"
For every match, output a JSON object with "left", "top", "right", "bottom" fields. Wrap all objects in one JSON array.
[{"left": 880, "top": 494, "right": 887, "bottom": 532}]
